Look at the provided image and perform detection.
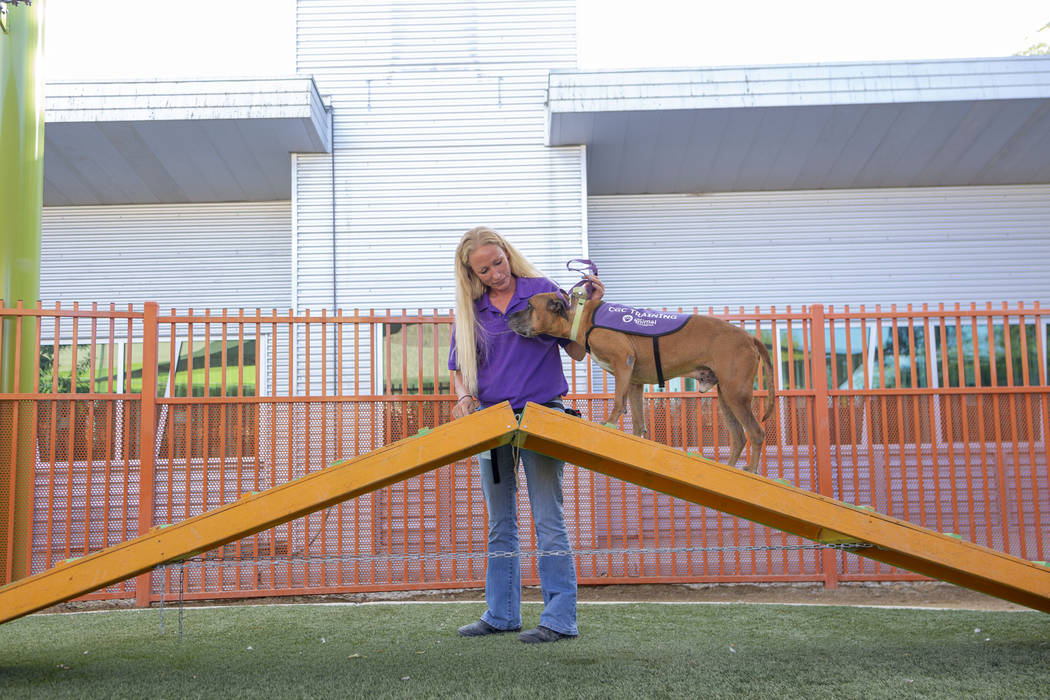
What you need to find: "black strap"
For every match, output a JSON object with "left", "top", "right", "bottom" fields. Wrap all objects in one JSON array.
[
  {"left": 653, "top": 336, "right": 666, "bottom": 389},
  {"left": 582, "top": 303, "right": 602, "bottom": 354},
  {"left": 489, "top": 448, "right": 500, "bottom": 484},
  {"left": 488, "top": 402, "right": 578, "bottom": 484}
]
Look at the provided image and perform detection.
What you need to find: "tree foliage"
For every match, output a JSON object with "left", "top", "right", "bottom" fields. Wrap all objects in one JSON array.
[{"left": 1017, "top": 22, "right": 1050, "bottom": 55}]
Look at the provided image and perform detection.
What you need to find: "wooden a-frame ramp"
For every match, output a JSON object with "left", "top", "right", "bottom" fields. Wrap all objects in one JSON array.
[{"left": 1, "top": 402, "right": 1048, "bottom": 624}]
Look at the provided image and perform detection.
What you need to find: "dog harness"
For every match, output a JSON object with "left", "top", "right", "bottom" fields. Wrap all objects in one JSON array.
[{"left": 584, "top": 303, "right": 689, "bottom": 389}]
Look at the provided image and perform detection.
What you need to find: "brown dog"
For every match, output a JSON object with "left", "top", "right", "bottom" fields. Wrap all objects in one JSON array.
[{"left": 507, "top": 293, "right": 775, "bottom": 472}]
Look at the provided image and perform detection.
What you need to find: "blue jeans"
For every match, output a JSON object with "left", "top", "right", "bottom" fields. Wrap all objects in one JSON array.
[{"left": 478, "top": 444, "right": 578, "bottom": 636}]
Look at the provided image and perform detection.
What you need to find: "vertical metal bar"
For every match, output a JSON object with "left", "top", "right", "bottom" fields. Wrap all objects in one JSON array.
[
  {"left": 890, "top": 306, "right": 911, "bottom": 523},
  {"left": 45, "top": 306, "right": 59, "bottom": 571},
  {"left": 844, "top": 306, "right": 861, "bottom": 575},
  {"left": 770, "top": 307, "right": 784, "bottom": 495},
  {"left": 906, "top": 307, "right": 925, "bottom": 525},
  {"left": 858, "top": 305, "right": 875, "bottom": 575},
  {"left": 268, "top": 309, "right": 278, "bottom": 589},
  {"left": 83, "top": 306, "right": 97, "bottom": 555},
  {"left": 353, "top": 309, "right": 362, "bottom": 586},
  {"left": 937, "top": 304, "right": 958, "bottom": 534},
  {"left": 286, "top": 309, "right": 294, "bottom": 587},
  {"left": 3, "top": 307, "right": 21, "bottom": 581},
  {"left": 1002, "top": 303, "right": 1026, "bottom": 557},
  {"left": 165, "top": 311, "right": 177, "bottom": 531},
  {"left": 234, "top": 309, "right": 244, "bottom": 591},
  {"left": 27, "top": 305, "right": 42, "bottom": 578},
  {"left": 416, "top": 313, "right": 425, "bottom": 582},
  {"left": 103, "top": 306, "right": 115, "bottom": 551},
  {"left": 875, "top": 308, "right": 893, "bottom": 519},
  {"left": 1033, "top": 302, "right": 1048, "bottom": 560},
  {"left": 956, "top": 304, "right": 977, "bottom": 540},
  {"left": 809, "top": 304, "right": 837, "bottom": 588},
  {"left": 1017, "top": 304, "right": 1041, "bottom": 561},
  {"left": 920, "top": 305, "right": 939, "bottom": 532},
  {"left": 320, "top": 310, "right": 328, "bottom": 588},
  {"left": 185, "top": 311, "right": 194, "bottom": 526},
  {"left": 121, "top": 306, "right": 133, "bottom": 566},
  {"left": 784, "top": 307, "right": 799, "bottom": 489},
  {"left": 213, "top": 312, "right": 226, "bottom": 590},
  {"left": 219, "top": 310, "right": 229, "bottom": 499},
  {"left": 66, "top": 303, "right": 79, "bottom": 559},
  {"left": 247, "top": 309, "right": 260, "bottom": 591},
  {"left": 970, "top": 305, "right": 993, "bottom": 547},
  {"left": 336, "top": 308, "right": 345, "bottom": 588},
  {"left": 135, "top": 302, "right": 159, "bottom": 608},
  {"left": 828, "top": 308, "right": 841, "bottom": 494},
  {"left": 202, "top": 312, "right": 212, "bottom": 534},
  {"left": 430, "top": 314, "right": 441, "bottom": 582},
  {"left": 985, "top": 303, "right": 1009, "bottom": 553},
  {"left": 302, "top": 311, "right": 312, "bottom": 587}
]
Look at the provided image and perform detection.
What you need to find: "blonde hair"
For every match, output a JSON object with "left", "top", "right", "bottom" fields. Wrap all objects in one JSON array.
[{"left": 453, "top": 226, "right": 545, "bottom": 395}]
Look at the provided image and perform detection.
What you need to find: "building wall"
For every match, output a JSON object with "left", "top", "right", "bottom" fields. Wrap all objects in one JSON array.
[
  {"left": 588, "top": 184, "right": 1050, "bottom": 310},
  {"left": 294, "top": 0, "right": 587, "bottom": 315},
  {"left": 40, "top": 201, "right": 292, "bottom": 311}
]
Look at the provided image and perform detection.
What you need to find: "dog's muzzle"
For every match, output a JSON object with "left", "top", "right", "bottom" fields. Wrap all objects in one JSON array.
[{"left": 506, "top": 309, "right": 535, "bottom": 337}]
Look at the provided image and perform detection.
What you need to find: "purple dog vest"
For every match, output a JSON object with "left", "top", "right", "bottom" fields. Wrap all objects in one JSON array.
[
  {"left": 585, "top": 303, "right": 689, "bottom": 388},
  {"left": 590, "top": 303, "right": 689, "bottom": 336}
]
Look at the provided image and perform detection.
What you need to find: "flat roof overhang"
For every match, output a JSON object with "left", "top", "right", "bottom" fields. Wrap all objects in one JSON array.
[
  {"left": 547, "top": 57, "right": 1050, "bottom": 195},
  {"left": 44, "top": 77, "right": 331, "bottom": 205}
]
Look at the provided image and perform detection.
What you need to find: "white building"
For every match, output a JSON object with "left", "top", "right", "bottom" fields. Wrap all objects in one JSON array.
[{"left": 41, "top": 2, "right": 1050, "bottom": 315}]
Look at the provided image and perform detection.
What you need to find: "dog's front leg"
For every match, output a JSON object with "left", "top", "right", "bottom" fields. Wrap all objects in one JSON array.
[
  {"left": 601, "top": 355, "right": 637, "bottom": 430},
  {"left": 626, "top": 383, "right": 647, "bottom": 438}
]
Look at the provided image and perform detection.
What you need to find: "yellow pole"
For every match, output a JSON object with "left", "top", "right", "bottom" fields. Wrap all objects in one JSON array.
[{"left": 0, "top": 0, "right": 45, "bottom": 584}]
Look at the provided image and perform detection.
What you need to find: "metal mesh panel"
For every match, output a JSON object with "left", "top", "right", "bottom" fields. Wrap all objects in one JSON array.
[
  {"left": 5, "top": 303, "right": 1047, "bottom": 604},
  {"left": 30, "top": 398, "right": 141, "bottom": 597}
]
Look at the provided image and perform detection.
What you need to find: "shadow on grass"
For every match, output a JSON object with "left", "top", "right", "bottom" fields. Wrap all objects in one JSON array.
[{"left": 1, "top": 602, "right": 1047, "bottom": 699}]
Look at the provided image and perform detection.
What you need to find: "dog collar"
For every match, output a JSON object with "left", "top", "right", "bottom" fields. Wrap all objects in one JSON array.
[{"left": 569, "top": 290, "right": 588, "bottom": 343}]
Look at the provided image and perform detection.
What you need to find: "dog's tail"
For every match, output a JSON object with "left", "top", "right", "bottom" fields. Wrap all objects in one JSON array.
[{"left": 752, "top": 336, "right": 777, "bottom": 422}]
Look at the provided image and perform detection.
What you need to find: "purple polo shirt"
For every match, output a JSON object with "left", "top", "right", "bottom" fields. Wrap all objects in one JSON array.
[{"left": 448, "top": 276, "right": 570, "bottom": 410}]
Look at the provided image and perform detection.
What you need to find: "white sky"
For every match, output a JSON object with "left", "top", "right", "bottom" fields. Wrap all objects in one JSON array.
[{"left": 43, "top": 0, "right": 1049, "bottom": 80}]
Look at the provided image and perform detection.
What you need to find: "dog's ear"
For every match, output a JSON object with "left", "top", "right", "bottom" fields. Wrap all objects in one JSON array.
[{"left": 546, "top": 296, "right": 568, "bottom": 320}]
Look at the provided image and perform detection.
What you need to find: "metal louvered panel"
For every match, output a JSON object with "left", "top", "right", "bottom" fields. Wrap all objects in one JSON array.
[
  {"left": 297, "top": 0, "right": 576, "bottom": 70},
  {"left": 587, "top": 185, "right": 1050, "bottom": 311},
  {"left": 294, "top": 0, "right": 585, "bottom": 314},
  {"left": 40, "top": 202, "right": 292, "bottom": 311}
]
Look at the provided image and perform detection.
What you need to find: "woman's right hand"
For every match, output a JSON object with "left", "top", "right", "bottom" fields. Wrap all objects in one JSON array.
[{"left": 452, "top": 395, "right": 479, "bottom": 420}]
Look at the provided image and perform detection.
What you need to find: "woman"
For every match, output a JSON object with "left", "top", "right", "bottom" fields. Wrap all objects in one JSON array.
[{"left": 448, "top": 226, "right": 601, "bottom": 644}]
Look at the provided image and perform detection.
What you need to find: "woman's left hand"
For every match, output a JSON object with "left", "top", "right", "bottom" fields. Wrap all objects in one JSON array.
[{"left": 585, "top": 274, "right": 605, "bottom": 301}]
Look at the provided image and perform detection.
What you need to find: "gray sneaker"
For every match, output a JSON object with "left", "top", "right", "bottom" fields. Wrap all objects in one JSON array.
[{"left": 457, "top": 619, "right": 520, "bottom": 637}]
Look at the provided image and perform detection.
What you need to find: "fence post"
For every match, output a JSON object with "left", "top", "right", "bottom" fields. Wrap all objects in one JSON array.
[
  {"left": 134, "top": 302, "right": 159, "bottom": 607},
  {"left": 1, "top": 0, "right": 44, "bottom": 585},
  {"left": 808, "top": 304, "right": 838, "bottom": 589}
]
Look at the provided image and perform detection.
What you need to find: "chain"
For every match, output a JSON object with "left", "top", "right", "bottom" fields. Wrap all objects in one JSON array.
[{"left": 160, "top": 542, "right": 873, "bottom": 571}]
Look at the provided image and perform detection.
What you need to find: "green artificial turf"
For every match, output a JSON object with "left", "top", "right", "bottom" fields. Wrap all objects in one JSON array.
[{"left": 1, "top": 602, "right": 1047, "bottom": 699}]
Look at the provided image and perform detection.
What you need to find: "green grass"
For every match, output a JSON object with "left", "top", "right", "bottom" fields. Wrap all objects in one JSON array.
[{"left": 1, "top": 602, "right": 1048, "bottom": 699}]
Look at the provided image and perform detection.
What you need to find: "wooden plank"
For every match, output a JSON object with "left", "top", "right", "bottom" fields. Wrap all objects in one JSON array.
[
  {"left": 0, "top": 403, "right": 518, "bottom": 624},
  {"left": 517, "top": 403, "right": 1050, "bottom": 613}
]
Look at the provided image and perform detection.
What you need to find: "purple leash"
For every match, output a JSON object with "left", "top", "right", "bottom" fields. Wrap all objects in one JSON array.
[{"left": 565, "top": 258, "right": 598, "bottom": 298}]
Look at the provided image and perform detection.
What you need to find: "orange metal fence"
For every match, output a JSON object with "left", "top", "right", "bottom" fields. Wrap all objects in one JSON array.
[{"left": 1, "top": 301, "right": 1046, "bottom": 604}]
